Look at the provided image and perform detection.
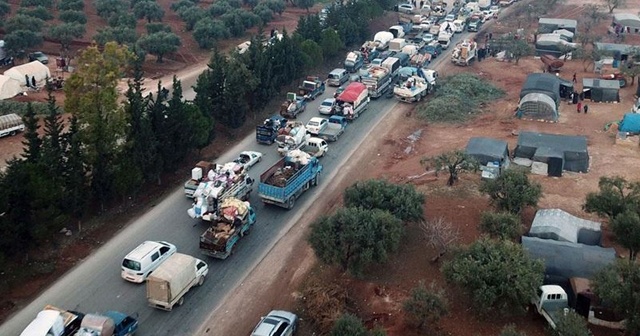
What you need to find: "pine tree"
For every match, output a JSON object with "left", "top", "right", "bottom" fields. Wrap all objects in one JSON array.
[
  {"left": 62, "top": 116, "right": 88, "bottom": 224},
  {"left": 41, "top": 82, "right": 66, "bottom": 177},
  {"left": 21, "top": 102, "right": 41, "bottom": 163}
]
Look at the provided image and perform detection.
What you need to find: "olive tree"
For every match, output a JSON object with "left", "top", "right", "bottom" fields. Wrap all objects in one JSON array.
[
  {"left": 133, "top": 0, "right": 165, "bottom": 23},
  {"left": 442, "top": 237, "right": 544, "bottom": 315},
  {"left": 549, "top": 310, "right": 593, "bottom": 336},
  {"left": 584, "top": 176, "right": 640, "bottom": 222},
  {"left": 423, "top": 150, "right": 478, "bottom": 186},
  {"left": 136, "top": 32, "right": 181, "bottom": 63},
  {"left": 403, "top": 282, "right": 448, "bottom": 330},
  {"left": 343, "top": 179, "right": 424, "bottom": 222},
  {"left": 479, "top": 211, "right": 522, "bottom": 240},
  {"left": 308, "top": 207, "right": 404, "bottom": 276},
  {"left": 480, "top": 169, "right": 542, "bottom": 214},
  {"left": 593, "top": 260, "right": 640, "bottom": 335}
]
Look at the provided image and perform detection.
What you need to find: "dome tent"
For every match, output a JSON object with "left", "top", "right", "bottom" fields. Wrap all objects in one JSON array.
[
  {"left": 517, "top": 93, "right": 558, "bottom": 122},
  {"left": 3, "top": 61, "right": 51, "bottom": 86},
  {"left": 0, "top": 75, "right": 22, "bottom": 100},
  {"left": 528, "top": 209, "right": 603, "bottom": 246}
]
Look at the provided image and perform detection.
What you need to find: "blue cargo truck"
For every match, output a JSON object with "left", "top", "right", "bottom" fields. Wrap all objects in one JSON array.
[{"left": 258, "top": 156, "right": 323, "bottom": 209}]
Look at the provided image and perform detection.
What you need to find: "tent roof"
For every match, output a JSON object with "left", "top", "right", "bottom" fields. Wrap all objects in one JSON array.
[
  {"left": 583, "top": 78, "right": 620, "bottom": 90},
  {"left": 520, "top": 73, "right": 561, "bottom": 104},
  {"left": 3, "top": 61, "right": 51, "bottom": 84},
  {"left": 594, "top": 42, "right": 634, "bottom": 55},
  {"left": 619, "top": 113, "right": 640, "bottom": 133},
  {"left": 517, "top": 131, "right": 588, "bottom": 154},
  {"left": 538, "top": 18, "right": 577, "bottom": 28},
  {"left": 529, "top": 209, "right": 601, "bottom": 244},
  {"left": 0, "top": 75, "right": 22, "bottom": 100},
  {"left": 522, "top": 236, "right": 616, "bottom": 279},
  {"left": 519, "top": 92, "right": 557, "bottom": 107},
  {"left": 465, "top": 137, "right": 508, "bottom": 162},
  {"left": 613, "top": 13, "right": 640, "bottom": 27}
]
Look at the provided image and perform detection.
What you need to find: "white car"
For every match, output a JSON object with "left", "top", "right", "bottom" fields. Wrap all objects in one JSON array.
[
  {"left": 121, "top": 241, "right": 177, "bottom": 283},
  {"left": 398, "top": 3, "right": 414, "bottom": 14},
  {"left": 306, "top": 117, "right": 328, "bottom": 135},
  {"left": 445, "top": 13, "right": 455, "bottom": 22},
  {"left": 233, "top": 151, "right": 263, "bottom": 170},
  {"left": 251, "top": 310, "right": 298, "bottom": 336},
  {"left": 318, "top": 98, "right": 337, "bottom": 115},
  {"left": 422, "top": 33, "right": 435, "bottom": 44}
]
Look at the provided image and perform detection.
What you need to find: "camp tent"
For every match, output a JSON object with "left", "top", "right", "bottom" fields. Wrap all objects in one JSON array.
[
  {"left": 0, "top": 75, "right": 22, "bottom": 100},
  {"left": 465, "top": 137, "right": 510, "bottom": 166},
  {"left": 618, "top": 113, "right": 640, "bottom": 133},
  {"left": 582, "top": 78, "right": 620, "bottom": 103},
  {"left": 528, "top": 209, "right": 603, "bottom": 246},
  {"left": 517, "top": 93, "right": 558, "bottom": 122},
  {"left": 613, "top": 13, "right": 640, "bottom": 34},
  {"left": 558, "top": 77, "right": 574, "bottom": 99},
  {"left": 538, "top": 18, "right": 578, "bottom": 34},
  {"left": 522, "top": 236, "right": 616, "bottom": 280},
  {"left": 535, "top": 34, "right": 577, "bottom": 58},
  {"left": 3, "top": 61, "right": 51, "bottom": 86},
  {"left": 519, "top": 73, "right": 561, "bottom": 105},
  {"left": 514, "top": 132, "right": 589, "bottom": 173}
]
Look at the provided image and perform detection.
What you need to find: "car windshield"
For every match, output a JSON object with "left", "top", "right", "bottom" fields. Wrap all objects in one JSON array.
[
  {"left": 308, "top": 121, "right": 319, "bottom": 126},
  {"left": 122, "top": 259, "right": 141, "bottom": 271},
  {"left": 321, "top": 101, "right": 333, "bottom": 107}
]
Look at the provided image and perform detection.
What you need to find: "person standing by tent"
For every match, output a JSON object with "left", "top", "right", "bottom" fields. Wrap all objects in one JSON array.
[
  {"left": 25, "top": 74, "right": 30, "bottom": 88},
  {"left": 31, "top": 76, "right": 36, "bottom": 88},
  {"left": 572, "top": 72, "right": 577, "bottom": 83},
  {"left": 583, "top": 104, "right": 589, "bottom": 114},
  {"left": 576, "top": 101, "right": 582, "bottom": 113}
]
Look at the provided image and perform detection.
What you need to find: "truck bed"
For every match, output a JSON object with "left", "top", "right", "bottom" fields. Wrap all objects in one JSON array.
[
  {"left": 317, "top": 125, "right": 344, "bottom": 142},
  {"left": 258, "top": 158, "right": 319, "bottom": 204}
]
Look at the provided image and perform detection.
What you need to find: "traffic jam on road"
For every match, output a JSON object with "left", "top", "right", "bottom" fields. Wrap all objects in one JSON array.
[{"left": 14, "top": 0, "right": 480, "bottom": 334}]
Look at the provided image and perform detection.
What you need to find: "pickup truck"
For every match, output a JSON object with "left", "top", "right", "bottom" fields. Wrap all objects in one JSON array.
[
  {"left": 199, "top": 198, "right": 256, "bottom": 259},
  {"left": 298, "top": 76, "right": 326, "bottom": 101},
  {"left": 300, "top": 137, "right": 329, "bottom": 158},
  {"left": 280, "top": 93, "right": 307, "bottom": 119},
  {"left": 0, "top": 113, "right": 25, "bottom": 138},
  {"left": 146, "top": 253, "right": 209, "bottom": 311},
  {"left": 20, "top": 305, "right": 84, "bottom": 336},
  {"left": 258, "top": 155, "right": 323, "bottom": 209},
  {"left": 256, "top": 114, "right": 288, "bottom": 145},
  {"left": 532, "top": 285, "right": 570, "bottom": 329},
  {"left": 76, "top": 312, "right": 139, "bottom": 336},
  {"left": 317, "top": 115, "right": 348, "bottom": 142}
]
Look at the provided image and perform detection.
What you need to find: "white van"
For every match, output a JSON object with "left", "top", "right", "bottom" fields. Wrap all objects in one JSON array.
[
  {"left": 121, "top": 241, "right": 177, "bottom": 283},
  {"left": 327, "top": 68, "right": 348, "bottom": 87}
]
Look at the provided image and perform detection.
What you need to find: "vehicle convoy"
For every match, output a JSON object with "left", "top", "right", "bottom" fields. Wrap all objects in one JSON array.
[
  {"left": 0, "top": 113, "right": 25, "bottom": 138},
  {"left": 317, "top": 115, "right": 348, "bottom": 142},
  {"left": 451, "top": 39, "right": 478, "bottom": 66},
  {"left": 233, "top": 151, "right": 263, "bottom": 171},
  {"left": 360, "top": 65, "right": 392, "bottom": 98},
  {"left": 199, "top": 197, "right": 256, "bottom": 259},
  {"left": 467, "top": 14, "right": 483, "bottom": 32},
  {"left": 297, "top": 76, "right": 326, "bottom": 100},
  {"left": 256, "top": 115, "right": 288, "bottom": 145},
  {"left": 76, "top": 311, "right": 139, "bottom": 336},
  {"left": 258, "top": 154, "right": 323, "bottom": 209},
  {"left": 20, "top": 305, "right": 84, "bottom": 336},
  {"left": 394, "top": 68, "right": 438, "bottom": 103},
  {"left": 318, "top": 98, "right": 337, "bottom": 115},
  {"left": 365, "top": 31, "right": 394, "bottom": 50},
  {"left": 381, "top": 57, "right": 401, "bottom": 79},
  {"left": 121, "top": 240, "right": 177, "bottom": 283},
  {"left": 275, "top": 121, "right": 310, "bottom": 156},
  {"left": 146, "top": 253, "right": 209, "bottom": 311},
  {"left": 334, "top": 82, "right": 371, "bottom": 121},
  {"left": 187, "top": 162, "right": 254, "bottom": 222},
  {"left": 388, "top": 38, "right": 407, "bottom": 53},
  {"left": 280, "top": 92, "right": 307, "bottom": 119},
  {"left": 299, "top": 138, "right": 329, "bottom": 158},
  {"left": 437, "top": 32, "right": 452, "bottom": 49},
  {"left": 344, "top": 51, "right": 365, "bottom": 73}
]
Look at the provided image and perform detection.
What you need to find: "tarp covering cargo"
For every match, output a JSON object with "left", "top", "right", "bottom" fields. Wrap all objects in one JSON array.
[
  {"left": 337, "top": 82, "right": 368, "bottom": 106},
  {"left": 538, "top": 18, "right": 577, "bottom": 33},
  {"left": 0, "top": 113, "right": 23, "bottom": 130},
  {"left": 147, "top": 253, "right": 195, "bottom": 303},
  {"left": 77, "top": 314, "right": 115, "bottom": 336},
  {"left": 465, "top": 137, "right": 509, "bottom": 166},
  {"left": 0, "top": 75, "right": 22, "bottom": 100},
  {"left": 618, "top": 113, "right": 640, "bottom": 133},
  {"left": 522, "top": 236, "right": 615, "bottom": 279},
  {"left": 3, "top": 61, "right": 51, "bottom": 85},
  {"left": 517, "top": 93, "right": 558, "bottom": 121},
  {"left": 582, "top": 78, "right": 620, "bottom": 102},
  {"left": 528, "top": 209, "right": 603, "bottom": 246},
  {"left": 519, "top": 73, "right": 561, "bottom": 106},
  {"left": 613, "top": 13, "right": 640, "bottom": 32},
  {"left": 514, "top": 132, "right": 589, "bottom": 173}
]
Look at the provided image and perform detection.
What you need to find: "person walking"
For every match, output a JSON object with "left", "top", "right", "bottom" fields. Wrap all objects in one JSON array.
[
  {"left": 583, "top": 104, "right": 589, "bottom": 114},
  {"left": 572, "top": 72, "right": 577, "bottom": 83},
  {"left": 577, "top": 101, "right": 582, "bottom": 113}
]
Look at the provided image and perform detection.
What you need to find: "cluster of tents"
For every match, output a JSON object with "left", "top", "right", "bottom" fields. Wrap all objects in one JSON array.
[{"left": 0, "top": 61, "right": 51, "bottom": 100}]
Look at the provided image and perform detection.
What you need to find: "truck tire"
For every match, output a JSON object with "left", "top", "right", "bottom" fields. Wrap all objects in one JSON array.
[
  {"left": 198, "top": 276, "right": 205, "bottom": 286},
  {"left": 177, "top": 297, "right": 184, "bottom": 306},
  {"left": 9, "top": 131, "right": 16, "bottom": 136},
  {"left": 312, "top": 176, "right": 318, "bottom": 186},
  {"left": 287, "top": 197, "right": 296, "bottom": 209}
]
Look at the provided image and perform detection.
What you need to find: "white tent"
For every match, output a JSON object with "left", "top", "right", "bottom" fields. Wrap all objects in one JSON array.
[
  {"left": 0, "top": 75, "right": 23, "bottom": 100},
  {"left": 3, "top": 61, "right": 51, "bottom": 86},
  {"left": 528, "top": 209, "right": 602, "bottom": 246}
]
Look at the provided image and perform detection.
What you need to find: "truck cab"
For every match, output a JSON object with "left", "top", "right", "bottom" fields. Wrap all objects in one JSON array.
[
  {"left": 21, "top": 306, "right": 84, "bottom": 336},
  {"left": 301, "top": 137, "right": 329, "bottom": 157},
  {"left": 532, "top": 285, "right": 570, "bottom": 329},
  {"left": 344, "top": 51, "right": 365, "bottom": 73},
  {"left": 467, "top": 16, "right": 482, "bottom": 32},
  {"left": 256, "top": 115, "right": 288, "bottom": 145},
  {"left": 297, "top": 77, "right": 326, "bottom": 100}
]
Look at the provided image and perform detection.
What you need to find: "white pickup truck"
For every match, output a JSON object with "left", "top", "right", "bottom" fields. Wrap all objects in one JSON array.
[{"left": 0, "top": 113, "right": 25, "bottom": 138}]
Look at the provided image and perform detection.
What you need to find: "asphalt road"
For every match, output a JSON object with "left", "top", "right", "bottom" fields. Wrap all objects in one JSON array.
[{"left": 1, "top": 23, "right": 472, "bottom": 336}]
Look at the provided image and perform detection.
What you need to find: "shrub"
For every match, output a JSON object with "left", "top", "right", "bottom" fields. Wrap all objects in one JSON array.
[
  {"left": 59, "top": 10, "right": 88, "bottom": 24},
  {"left": 17, "top": 6, "right": 54, "bottom": 20},
  {"left": 57, "top": 0, "right": 84, "bottom": 11},
  {"left": 0, "top": 102, "right": 52, "bottom": 116},
  {"left": 479, "top": 211, "right": 522, "bottom": 240},
  {"left": 20, "top": 0, "right": 53, "bottom": 8}
]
